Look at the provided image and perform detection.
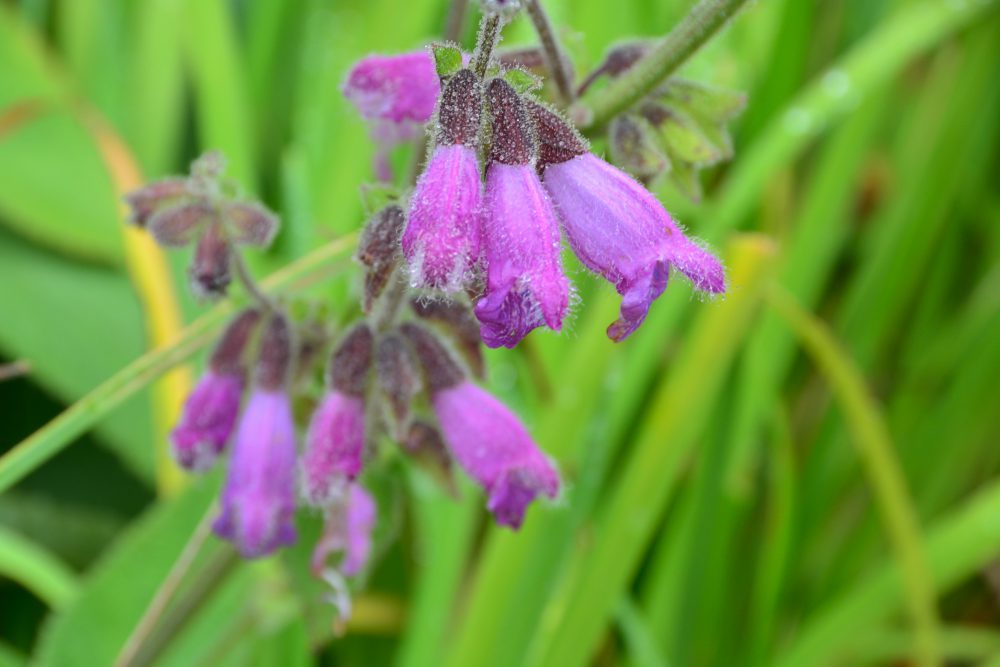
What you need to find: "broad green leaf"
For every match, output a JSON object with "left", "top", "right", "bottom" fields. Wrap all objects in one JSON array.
[
  {"left": 34, "top": 476, "right": 219, "bottom": 667},
  {"left": 0, "top": 9, "right": 123, "bottom": 264},
  {"left": 0, "top": 230, "right": 152, "bottom": 478}
]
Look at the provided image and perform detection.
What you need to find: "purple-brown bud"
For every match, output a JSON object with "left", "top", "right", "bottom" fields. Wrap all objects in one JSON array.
[
  {"left": 189, "top": 221, "right": 232, "bottom": 299},
  {"left": 255, "top": 313, "right": 294, "bottom": 391},
  {"left": 487, "top": 78, "right": 535, "bottom": 166},
  {"left": 609, "top": 114, "right": 668, "bottom": 182},
  {"left": 403, "top": 420, "right": 456, "bottom": 492},
  {"left": 410, "top": 298, "right": 484, "bottom": 379},
  {"left": 358, "top": 206, "right": 405, "bottom": 312},
  {"left": 329, "top": 323, "right": 374, "bottom": 396},
  {"left": 374, "top": 333, "right": 421, "bottom": 440},
  {"left": 398, "top": 322, "right": 465, "bottom": 392},
  {"left": 437, "top": 69, "right": 483, "bottom": 148}
]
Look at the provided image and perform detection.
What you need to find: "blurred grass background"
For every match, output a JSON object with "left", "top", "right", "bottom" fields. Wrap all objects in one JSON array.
[{"left": 1, "top": 0, "right": 999, "bottom": 665}]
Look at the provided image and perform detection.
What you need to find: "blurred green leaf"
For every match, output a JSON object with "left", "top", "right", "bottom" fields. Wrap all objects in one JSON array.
[{"left": 0, "top": 526, "right": 78, "bottom": 610}]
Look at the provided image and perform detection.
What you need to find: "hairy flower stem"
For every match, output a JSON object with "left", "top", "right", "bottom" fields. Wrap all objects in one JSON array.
[
  {"left": 523, "top": 0, "right": 574, "bottom": 104},
  {"left": 472, "top": 14, "right": 502, "bottom": 79},
  {"left": 232, "top": 251, "right": 277, "bottom": 312},
  {"left": 444, "top": 0, "right": 469, "bottom": 43},
  {"left": 575, "top": 0, "right": 750, "bottom": 130}
]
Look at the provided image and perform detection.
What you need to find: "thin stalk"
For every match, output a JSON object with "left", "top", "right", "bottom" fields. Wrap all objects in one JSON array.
[
  {"left": 576, "top": 0, "right": 750, "bottom": 130},
  {"left": 122, "top": 547, "right": 240, "bottom": 667},
  {"left": 444, "top": 0, "right": 469, "bottom": 43},
  {"left": 0, "top": 233, "right": 357, "bottom": 495},
  {"left": 0, "top": 360, "right": 31, "bottom": 382},
  {"left": 765, "top": 284, "right": 941, "bottom": 667},
  {"left": 472, "top": 14, "right": 501, "bottom": 79},
  {"left": 114, "top": 505, "right": 217, "bottom": 667},
  {"left": 523, "top": 0, "right": 574, "bottom": 104},
  {"left": 231, "top": 250, "right": 277, "bottom": 312}
]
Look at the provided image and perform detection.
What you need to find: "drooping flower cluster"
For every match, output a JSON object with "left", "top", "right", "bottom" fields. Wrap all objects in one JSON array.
[{"left": 346, "top": 49, "right": 726, "bottom": 348}]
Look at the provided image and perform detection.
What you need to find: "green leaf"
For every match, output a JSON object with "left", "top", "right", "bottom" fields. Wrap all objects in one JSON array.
[
  {"left": 431, "top": 43, "right": 464, "bottom": 80},
  {"left": 654, "top": 107, "right": 724, "bottom": 166},
  {"left": 661, "top": 78, "right": 747, "bottom": 124},
  {"left": 0, "top": 229, "right": 153, "bottom": 478},
  {"left": 608, "top": 113, "right": 669, "bottom": 181},
  {"left": 501, "top": 67, "right": 542, "bottom": 93},
  {"left": 34, "top": 475, "right": 219, "bottom": 667},
  {"left": 0, "top": 525, "right": 78, "bottom": 610}
]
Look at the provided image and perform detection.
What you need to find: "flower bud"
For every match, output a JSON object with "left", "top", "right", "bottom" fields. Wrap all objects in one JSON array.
[
  {"left": 358, "top": 205, "right": 405, "bottom": 311},
  {"left": 398, "top": 322, "right": 466, "bottom": 392},
  {"left": 329, "top": 323, "right": 374, "bottom": 396},
  {"left": 403, "top": 420, "right": 456, "bottom": 493},
  {"left": 188, "top": 221, "right": 232, "bottom": 300},
  {"left": 210, "top": 308, "right": 263, "bottom": 375},
  {"left": 410, "top": 298, "right": 485, "bottom": 379},
  {"left": 374, "top": 333, "right": 421, "bottom": 440},
  {"left": 609, "top": 114, "right": 668, "bottom": 182}
]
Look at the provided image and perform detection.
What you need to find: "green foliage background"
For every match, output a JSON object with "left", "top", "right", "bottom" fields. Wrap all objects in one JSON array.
[{"left": 1, "top": 0, "right": 999, "bottom": 665}]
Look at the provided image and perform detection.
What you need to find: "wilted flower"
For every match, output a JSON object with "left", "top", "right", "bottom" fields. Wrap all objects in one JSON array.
[
  {"left": 214, "top": 314, "right": 298, "bottom": 558},
  {"left": 474, "top": 78, "right": 570, "bottom": 348},
  {"left": 301, "top": 324, "right": 373, "bottom": 507},
  {"left": 402, "top": 69, "right": 484, "bottom": 292},
  {"left": 171, "top": 309, "right": 261, "bottom": 471},
  {"left": 530, "top": 102, "right": 725, "bottom": 341},
  {"left": 312, "top": 483, "right": 378, "bottom": 578}
]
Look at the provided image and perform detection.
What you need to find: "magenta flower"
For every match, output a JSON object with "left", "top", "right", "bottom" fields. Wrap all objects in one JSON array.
[
  {"left": 171, "top": 371, "right": 243, "bottom": 471},
  {"left": 171, "top": 309, "right": 260, "bottom": 471},
  {"left": 433, "top": 381, "right": 559, "bottom": 529},
  {"left": 530, "top": 103, "right": 725, "bottom": 341},
  {"left": 214, "top": 314, "right": 298, "bottom": 558},
  {"left": 301, "top": 392, "right": 365, "bottom": 506},
  {"left": 343, "top": 51, "right": 441, "bottom": 180},
  {"left": 300, "top": 324, "right": 373, "bottom": 507},
  {"left": 402, "top": 69, "right": 483, "bottom": 291},
  {"left": 475, "top": 79, "right": 570, "bottom": 348},
  {"left": 214, "top": 389, "right": 298, "bottom": 558},
  {"left": 311, "top": 484, "right": 377, "bottom": 578}
]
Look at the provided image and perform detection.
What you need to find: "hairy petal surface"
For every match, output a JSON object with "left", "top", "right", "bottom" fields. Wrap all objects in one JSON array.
[{"left": 433, "top": 381, "right": 559, "bottom": 528}]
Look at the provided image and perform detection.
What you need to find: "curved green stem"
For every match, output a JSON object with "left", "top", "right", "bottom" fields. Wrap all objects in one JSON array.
[
  {"left": 765, "top": 284, "right": 940, "bottom": 667},
  {"left": 575, "top": 0, "right": 750, "bottom": 130},
  {"left": 0, "top": 526, "right": 78, "bottom": 609},
  {"left": 0, "top": 233, "right": 357, "bottom": 495}
]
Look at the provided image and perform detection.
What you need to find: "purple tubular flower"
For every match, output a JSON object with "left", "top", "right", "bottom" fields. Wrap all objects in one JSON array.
[
  {"left": 403, "top": 144, "right": 482, "bottom": 290},
  {"left": 171, "top": 309, "right": 261, "bottom": 471},
  {"left": 529, "top": 102, "right": 724, "bottom": 341},
  {"left": 302, "top": 392, "right": 365, "bottom": 505},
  {"left": 214, "top": 389, "right": 298, "bottom": 558},
  {"left": 475, "top": 79, "right": 569, "bottom": 348},
  {"left": 402, "top": 69, "right": 483, "bottom": 291},
  {"left": 171, "top": 371, "right": 243, "bottom": 471},
  {"left": 433, "top": 381, "right": 559, "bottom": 529},
  {"left": 300, "top": 324, "right": 373, "bottom": 507},
  {"left": 311, "top": 484, "right": 377, "bottom": 578},
  {"left": 214, "top": 314, "right": 298, "bottom": 558}
]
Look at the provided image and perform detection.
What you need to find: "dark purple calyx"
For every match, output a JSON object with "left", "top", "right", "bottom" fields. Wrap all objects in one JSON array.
[
  {"left": 437, "top": 69, "right": 483, "bottom": 148},
  {"left": 410, "top": 297, "right": 485, "bottom": 378},
  {"left": 399, "top": 322, "right": 465, "bottom": 392},
  {"left": 256, "top": 313, "right": 294, "bottom": 390},
  {"left": 487, "top": 78, "right": 535, "bottom": 166},
  {"left": 210, "top": 308, "right": 263, "bottom": 376},
  {"left": 527, "top": 101, "right": 588, "bottom": 169},
  {"left": 330, "top": 323, "right": 374, "bottom": 397},
  {"left": 358, "top": 205, "right": 406, "bottom": 312},
  {"left": 374, "top": 332, "right": 421, "bottom": 436},
  {"left": 189, "top": 221, "right": 232, "bottom": 299}
]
